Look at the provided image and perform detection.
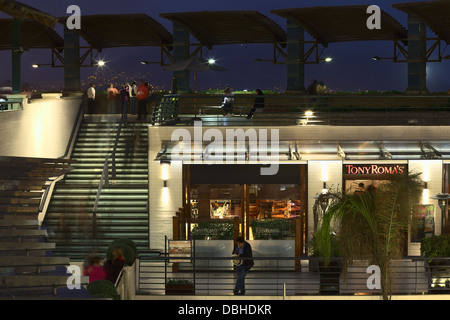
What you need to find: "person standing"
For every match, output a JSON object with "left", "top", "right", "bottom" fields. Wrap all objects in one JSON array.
[
  {"left": 106, "top": 83, "right": 119, "bottom": 114},
  {"left": 246, "top": 89, "right": 265, "bottom": 119},
  {"left": 120, "top": 85, "right": 129, "bottom": 125},
  {"left": 87, "top": 83, "right": 96, "bottom": 114},
  {"left": 136, "top": 80, "right": 149, "bottom": 120},
  {"left": 129, "top": 81, "right": 137, "bottom": 115},
  {"left": 222, "top": 86, "right": 234, "bottom": 116},
  {"left": 232, "top": 236, "right": 254, "bottom": 295},
  {"left": 103, "top": 247, "right": 125, "bottom": 284}
]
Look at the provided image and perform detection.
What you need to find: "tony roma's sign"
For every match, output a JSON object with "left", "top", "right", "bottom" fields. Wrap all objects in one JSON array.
[{"left": 344, "top": 164, "right": 407, "bottom": 176}]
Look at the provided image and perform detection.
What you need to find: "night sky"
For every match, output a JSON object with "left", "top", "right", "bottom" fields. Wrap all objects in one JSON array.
[{"left": 0, "top": 0, "right": 449, "bottom": 92}]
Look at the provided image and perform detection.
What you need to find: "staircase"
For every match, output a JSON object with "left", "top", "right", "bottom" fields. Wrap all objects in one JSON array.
[
  {"left": 43, "top": 120, "right": 150, "bottom": 261},
  {"left": 0, "top": 157, "right": 91, "bottom": 299}
]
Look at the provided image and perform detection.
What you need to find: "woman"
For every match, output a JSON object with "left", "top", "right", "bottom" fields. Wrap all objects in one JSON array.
[
  {"left": 103, "top": 247, "right": 125, "bottom": 284},
  {"left": 246, "top": 89, "right": 264, "bottom": 119},
  {"left": 221, "top": 87, "right": 234, "bottom": 116}
]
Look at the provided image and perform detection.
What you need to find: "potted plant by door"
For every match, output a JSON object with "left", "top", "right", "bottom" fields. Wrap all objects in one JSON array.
[
  {"left": 421, "top": 234, "right": 450, "bottom": 292},
  {"left": 165, "top": 278, "right": 194, "bottom": 295}
]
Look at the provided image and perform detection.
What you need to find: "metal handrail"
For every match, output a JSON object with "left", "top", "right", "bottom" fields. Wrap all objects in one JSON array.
[
  {"left": 37, "top": 101, "right": 83, "bottom": 226},
  {"left": 165, "top": 93, "right": 450, "bottom": 126},
  {"left": 91, "top": 109, "right": 126, "bottom": 238},
  {"left": 59, "top": 100, "right": 84, "bottom": 160},
  {"left": 136, "top": 255, "right": 446, "bottom": 297}
]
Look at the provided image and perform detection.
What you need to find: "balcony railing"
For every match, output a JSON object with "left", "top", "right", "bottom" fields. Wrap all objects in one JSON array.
[
  {"left": 135, "top": 255, "right": 450, "bottom": 297},
  {"left": 152, "top": 93, "right": 450, "bottom": 127}
]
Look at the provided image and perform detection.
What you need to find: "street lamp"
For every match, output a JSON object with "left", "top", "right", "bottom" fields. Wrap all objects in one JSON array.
[
  {"left": 140, "top": 60, "right": 160, "bottom": 65},
  {"left": 371, "top": 56, "right": 394, "bottom": 61},
  {"left": 322, "top": 57, "right": 333, "bottom": 63},
  {"left": 431, "top": 193, "right": 450, "bottom": 234},
  {"left": 97, "top": 60, "right": 105, "bottom": 67},
  {"left": 207, "top": 58, "right": 216, "bottom": 65},
  {"left": 31, "top": 63, "right": 52, "bottom": 68}
]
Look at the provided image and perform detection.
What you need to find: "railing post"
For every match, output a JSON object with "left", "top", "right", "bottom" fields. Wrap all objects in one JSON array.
[
  {"left": 233, "top": 216, "right": 240, "bottom": 243},
  {"left": 295, "top": 216, "right": 303, "bottom": 271},
  {"left": 173, "top": 216, "right": 180, "bottom": 240}
]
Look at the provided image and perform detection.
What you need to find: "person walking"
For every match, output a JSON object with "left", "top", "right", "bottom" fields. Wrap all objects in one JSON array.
[
  {"left": 246, "top": 89, "right": 265, "bottom": 119},
  {"left": 87, "top": 83, "right": 96, "bottom": 114},
  {"left": 136, "top": 80, "right": 149, "bottom": 120},
  {"left": 232, "top": 236, "right": 254, "bottom": 295}
]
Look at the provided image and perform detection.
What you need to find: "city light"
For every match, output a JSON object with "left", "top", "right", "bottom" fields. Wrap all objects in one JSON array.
[
  {"left": 97, "top": 60, "right": 106, "bottom": 67},
  {"left": 324, "top": 57, "right": 333, "bottom": 62},
  {"left": 208, "top": 58, "right": 216, "bottom": 64},
  {"left": 32, "top": 64, "right": 40, "bottom": 68}
]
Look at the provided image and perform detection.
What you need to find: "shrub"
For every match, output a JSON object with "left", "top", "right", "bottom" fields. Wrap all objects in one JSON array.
[
  {"left": 106, "top": 238, "right": 137, "bottom": 265},
  {"left": 421, "top": 235, "right": 450, "bottom": 258},
  {"left": 87, "top": 280, "right": 119, "bottom": 300}
]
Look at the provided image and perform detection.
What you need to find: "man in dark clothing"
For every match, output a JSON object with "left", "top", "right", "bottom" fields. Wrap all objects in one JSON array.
[
  {"left": 246, "top": 89, "right": 265, "bottom": 119},
  {"left": 232, "top": 236, "right": 254, "bottom": 295}
]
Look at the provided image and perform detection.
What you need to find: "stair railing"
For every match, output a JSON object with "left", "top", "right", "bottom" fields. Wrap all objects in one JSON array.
[
  {"left": 91, "top": 109, "right": 126, "bottom": 239},
  {"left": 38, "top": 101, "right": 84, "bottom": 226}
]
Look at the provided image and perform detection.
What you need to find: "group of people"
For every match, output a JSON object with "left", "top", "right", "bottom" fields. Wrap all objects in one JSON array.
[
  {"left": 221, "top": 87, "right": 265, "bottom": 119},
  {"left": 83, "top": 247, "right": 126, "bottom": 285},
  {"left": 86, "top": 80, "right": 155, "bottom": 121}
]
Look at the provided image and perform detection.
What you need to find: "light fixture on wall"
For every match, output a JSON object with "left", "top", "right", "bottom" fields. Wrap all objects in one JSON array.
[
  {"left": 422, "top": 167, "right": 429, "bottom": 204},
  {"left": 161, "top": 160, "right": 170, "bottom": 203},
  {"left": 422, "top": 181, "right": 429, "bottom": 204},
  {"left": 322, "top": 165, "right": 328, "bottom": 193}
]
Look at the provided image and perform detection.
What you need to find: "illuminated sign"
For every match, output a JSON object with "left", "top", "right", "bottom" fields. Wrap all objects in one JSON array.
[{"left": 344, "top": 164, "right": 406, "bottom": 175}]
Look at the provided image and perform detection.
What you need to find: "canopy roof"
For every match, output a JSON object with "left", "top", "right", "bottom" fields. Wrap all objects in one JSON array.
[
  {"left": 393, "top": 0, "right": 450, "bottom": 44},
  {"left": 0, "top": 18, "right": 63, "bottom": 50},
  {"left": 160, "top": 10, "right": 287, "bottom": 49},
  {"left": 0, "top": 0, "right": 58, "bottom": 27},
  {"left": 157, "top": 139, "right": 450, "bottom": 162},
  {"left": 272, "top": 5, "right": 408, "bottom": 46},
  {"left": 59, "top": 14, "right": 173, "bottom": 51}
]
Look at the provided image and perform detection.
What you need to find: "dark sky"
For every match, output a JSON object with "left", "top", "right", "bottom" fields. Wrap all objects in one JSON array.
[{"left": 0, "top": 0, "right": 449, "bottom": 92}]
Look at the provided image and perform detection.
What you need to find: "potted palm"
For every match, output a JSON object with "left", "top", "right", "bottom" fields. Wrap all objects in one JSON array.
[{"left": 315, "top": 173, "right": 423, "bottom": 300}]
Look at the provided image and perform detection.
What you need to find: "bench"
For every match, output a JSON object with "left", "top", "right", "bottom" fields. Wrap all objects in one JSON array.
[{"left": 0, "top": 100, "right": 23, "bottom": 111}]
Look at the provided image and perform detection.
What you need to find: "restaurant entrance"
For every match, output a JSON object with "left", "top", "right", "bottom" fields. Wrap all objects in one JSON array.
[{"left": 181, "top": 164, "right": 308, "bottom": 253}]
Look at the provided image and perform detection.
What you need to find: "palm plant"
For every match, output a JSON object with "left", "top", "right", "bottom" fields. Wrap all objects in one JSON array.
[{"left": 315, "top": 173, "right": 423, "bottom": 300}]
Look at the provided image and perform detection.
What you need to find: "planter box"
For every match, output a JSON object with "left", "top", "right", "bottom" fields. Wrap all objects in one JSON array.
[{"left": 165, "top": 284, "right": 194, "bottom": 295}]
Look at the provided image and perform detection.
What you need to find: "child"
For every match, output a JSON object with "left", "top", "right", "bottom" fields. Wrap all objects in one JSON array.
[{"left": 83, "top": 255, "right": 106, "bottom": 283}]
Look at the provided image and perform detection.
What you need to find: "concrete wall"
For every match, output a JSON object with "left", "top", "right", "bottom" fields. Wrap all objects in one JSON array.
[
  {"left": 408, "top": 160, "right": 443, "bottom": 255},
  {"left": 307, "top": 160, "right": 342, "bottom": 239},
  {"left": 0, "top": 96, "right": 82, "bottom": 158}
]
